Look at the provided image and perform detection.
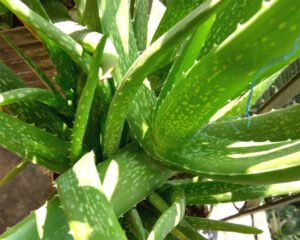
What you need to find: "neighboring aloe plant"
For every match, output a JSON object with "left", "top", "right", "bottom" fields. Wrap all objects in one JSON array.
[{"left": 0, "top": 0, "right": 300, "bottom": 239}]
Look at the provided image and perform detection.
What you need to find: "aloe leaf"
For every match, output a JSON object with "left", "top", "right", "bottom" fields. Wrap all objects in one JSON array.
[
  {"left": 125, "top": 208, "right": 146, "bottom": 240},
  {"left": 0, "top": 62, "right": 71, "bottom": 139},
  {"left": 148, "top": 190, "right": 185, "bottom": 240},
  {"left": 56, "top": 152, "right": 127, "bottom": 240},
  {"left": 153, "top": 0, "right": 300, "bottom": 149},
  {"left": 0, "top": 88, "right": 73, "bottom": 118},
  {"left": 184, "top": 216, "right": 262, "bottom": 234},
  {"left": 33, "top": 0, "right": 80, "bottom": 100},
  {"left": 205, "top": 104, "right": 300, "bottom": 142},
  {"left": 0, "top": 0, "right": 92, "bottom": 73},
  {"left": 1, "top": 33, "right": 58, "bottom": 93},
  {"left": 0, "top": 111, "right": 70, "bottom": 173},
  {"left": 74, "top": 0, "right": 101, "bottom": 32},
  {"left": 210, "top": 69, "right": 282, "bottom": 121},
  {"left": 153, "top": 0, "right": 205, "bottom": 40},
  {"left": 154, "top": 15, "right": 215, "bottom": 124},
  {"left": 133, "top": 0, "right": 149, "bottom": 51},
  {"left": 157, "top": 132, "right": 300, "bottom": 183},
  {"left": 103, "top": 0, "right": 225, "bottom": 156},
  {"left": 165, "top": 179, "right": 300, "bottom": 205},
  {"left": 0, "top": 143, "right": 173, "bottom": 240},
  {"left": 98, "top": 0, "right": 138, "bottom": 76},
  {"left": 70, "top": 37, "right": 106, "bottom": 162}
]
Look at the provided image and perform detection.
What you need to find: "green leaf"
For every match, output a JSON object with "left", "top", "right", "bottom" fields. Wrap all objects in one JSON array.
[
  {"left": 0, "top": 88, "right": 73, "bottom": 118},
  {"left": 148, "top": 190, "right": 185, "bottom": 240},
  {"left": 70, "top": 37, "right": 107, "bottom": 162},
  {"left": 24, "top": 0, "right": 80, "bottom": 101},
  {"left": 0, "top": 62, "right": 71, "bottom": 140},
  {"left": 153, "top": 0, "right": 205, "bottom": 40},
  {"left": 184, "top": 216, "right": 262, "bottom": 234},
  {"left": 154, "top": 15, "right": 215, "bottom": 126},
  {"left": 165, "top": 179, "right": 300, "bottom": 205},
  {"left": 74, "top": 0, "right": 102, "bottom": 32},
  {"left": 98, "top": 0, "right": 138, "bottom": 76},
  {"left": 0, "top": 0, "right": 92, "bottom": 73},
  {"left": 125, "top": 208, "right": 146, "bottom": 240},
  {"left": 56, "top": 152, "right": 127, "bottom": 240},
  {"left": 153, "top": 0, "right": 300, "bottom": 149},
  {"left": 133, "top": 0, "right": 149, "bottom": 51},
  {"left": 157, "top": 133, "right": 300, "bottom": 184},
  {"left": 0, "top": 143, "right": 173, "bottom": 239},
  {"left": 210, "top": 69, "right": 282, "bottom": 121},
  {"left": 205, "top": 104, "right": 300, "bottom": 142},
  {"left": 0, "top": 111, "right": 70, "bottom": 173},
  {"left": 103, "top": 0, "right": 225, "bottom": 156}
]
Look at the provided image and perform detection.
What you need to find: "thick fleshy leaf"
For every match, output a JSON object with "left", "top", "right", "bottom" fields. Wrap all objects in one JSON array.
[
  {"left": 0, "top": 111, "right": 70, "bottom": 173},
  {"left": 205, "top": 104, "right": 300, "bottom": 142},
  {"left": 74, "top": 0, "right": 101, "bottom": 32},
  {"left": 185, "top": 217, "right": 262, "bottom": 234},
  {"left": 210, "top": 69, "right": 282, "bottom": 121},
  {"left": 70, "top": 37, "right": 106, "bottom": 162},
  {"left": 23, "top": 0, "right": 81, "bottom": 101},
  {"left": 154, "top": 15, "right": 215, "bottom": 126},
  {"left": 0, "top": 0, "right": 92, "bottom": 73},
  {"left": 98, "top": 0, "right": 138, "bottom": 76},
  {"left": 0, "top": 88, "right": 73, "bottom": 118},
  {"left": 153, "top": 0, "right": 205, "bottom": 40},
  {"left": 103, "top": 0, "right": 224, "bottom": 156},
  {"left": 156, "top": 133, "right": 300, "bottom": 184},
  {"left": 153, "top": 0, "right": 300, "bottom": 149},
  {"left": 165, "top": 179, "right": 300, "bottom": 205},
  {"left": 124, "top": 208, "right": 146, "bottom": 240},
  {"left": 0, "top": 143, "right": 173, "bottom": 239},
  {"left": 148, "top": 190, "right": 185, "bottom": 240},
  {"left": 0, "top": 62, "right": 71, "bottom": 139},
  {"left": 133, "top": 0, "right": 149, "bottom": 51},
  {"left": 56, "top": 152, "right": 127, "bottom": 240}
]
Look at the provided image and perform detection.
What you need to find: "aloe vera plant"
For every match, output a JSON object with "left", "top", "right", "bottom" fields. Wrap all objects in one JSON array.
[{"left": 1, "top": 0, "right": 300, "bottom": 239}]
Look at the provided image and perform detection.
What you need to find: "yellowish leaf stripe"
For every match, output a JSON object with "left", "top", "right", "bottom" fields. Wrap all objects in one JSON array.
[
  {"left": 56, "top": 152, "right": 127, "bottom": 240},
  {"left": 205, "top": 104, "right": 300, "bottom": 142},
  {"left": 0, "top": 143, "right": 173, "bottom": 239},
  {"left": 70, "top": 37, "right": 107, "bottom": 162},
  {"left": 153, "top": 0, "right": 300, "bottom": 149},
  {"left": 103, "top": 0, "right": 225, "bottom": 156},
  {"left": 166, "top": 179, "right": 300, "bottom": 205},
  {"left": 0, "top": 111, "right": 70, "bottom": 173},
  {"left": 147, "top": 190, "right": 185, "bottom": 240},
  {"left": 0, "top": 88, "right": 73, "bottom": 118},
  {"left": 0, "top": 0, "right": 92, "bottom": 73}
]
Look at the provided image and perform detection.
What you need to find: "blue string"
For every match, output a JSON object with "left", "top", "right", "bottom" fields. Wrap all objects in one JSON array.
[{"left": 245, "top": 33, "right": 300, "bottom": 127}]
